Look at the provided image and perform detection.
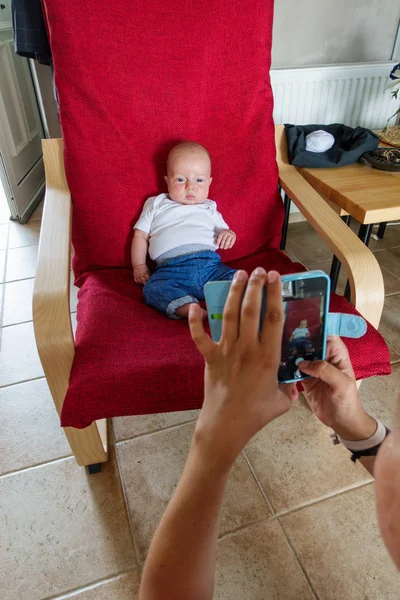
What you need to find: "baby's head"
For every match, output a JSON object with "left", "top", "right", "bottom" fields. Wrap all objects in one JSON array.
[
  {"left": 165, "top": 142, "right": 212, "bottom": 205},
  {"left": 299, "top": 319, "right": 308, "bottom": 328}
]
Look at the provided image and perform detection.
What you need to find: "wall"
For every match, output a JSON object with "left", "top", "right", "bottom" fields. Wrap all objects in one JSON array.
[{"left": 272, "top": 0, "right": 400, "bottom": 67}]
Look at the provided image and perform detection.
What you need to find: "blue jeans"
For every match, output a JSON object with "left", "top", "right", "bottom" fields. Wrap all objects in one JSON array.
[{"left": 144, "top": 251, "right": 236, "bottom": 318}]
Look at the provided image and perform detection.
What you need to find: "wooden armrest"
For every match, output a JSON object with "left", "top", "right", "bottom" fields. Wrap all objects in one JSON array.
[
  {"left": 33, "top": 138, "right": 74, "bottom": 416},
  {"left": 275, "top": 125, "right": 384, "bottom": 328}
]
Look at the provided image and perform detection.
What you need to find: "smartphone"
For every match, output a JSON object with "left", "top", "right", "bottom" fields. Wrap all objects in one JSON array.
[{"left": 203, "top": 270, "right": 330, "bottom": 383}]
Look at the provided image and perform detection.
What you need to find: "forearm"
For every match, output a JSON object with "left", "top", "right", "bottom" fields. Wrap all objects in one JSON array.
[
  {"left": 139, "top": 439, "right": 230, "bottom": 600},
  {"left": 131, "top": 234, "right": 148, "bottom": 267}
]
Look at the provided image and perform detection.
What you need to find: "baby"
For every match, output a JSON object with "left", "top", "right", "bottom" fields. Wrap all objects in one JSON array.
[{"left": 131, "top": 141, "right": 237, "bottom": 319}]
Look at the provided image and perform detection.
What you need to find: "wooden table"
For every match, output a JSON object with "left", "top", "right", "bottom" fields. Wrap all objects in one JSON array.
[{"left": 282, "top": 155, "right": 400, "bottom": 297}]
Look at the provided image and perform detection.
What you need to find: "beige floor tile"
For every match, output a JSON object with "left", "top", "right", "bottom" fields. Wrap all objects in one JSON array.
[
  {"left": 8, "top": 220, "right": 41, "bottom": 249},
  {"left": 286, "top": 229, "right": 333, "bottom": 267},
  {"left": 0, "top": 223, "right": 9, "bottom": 251},
  {"left": 0, "top": 379, "right": 71, "bottom": 475},
  {"left": 374, "top": 246, "right": 400, "bottom": 280},
  {"left": 368, "top": 223, "right": 400, "bottom": 252},
  {"left": 53, "top": 571, "right": 140, "bottom": 599},
  {"left": 0, "top": 450, "right": 136, "bottom": 600},
  {"left": 244, "top": 398, "right": 372, "bottom": 514},
  {"left": 359, "top": 364, "right": 400, "bottom": 430},
  {"left": 388, "top": 342, "right": 400, "bottom": 364},
  {"left": 0, "top": 250, "right": 5, "bottom": 282},
  {"left": 280, "top": 485, "right": 400, "bottom": 600},
  {"left": 287, "top": 219, "right": 312, "bottom": 234},
  {"left": 0, "top": 198, "right": 10, "bottom": 224},
  {"left": 30, "top": 199, "right": 43, "bottom": 221},
  {"left": 214, "top": 520, "right": 313, "bottom": 600},
  {"left": 3, "top": 278, "right": 34, "bottom": 326},
  {"left": 113, "top": 409, "right": 199, "bottom": 441},
  {"left": 116, "top": 422, "right": 271, "bottom": 561},
  {"left": 0, "top": 321, "right": 43, "bottom": 386},
  {"left": 379, "top": 293, "right": 400, "bottom": 352},
  {"left": 5, "top": 244, "right": 38, "bottom": 282}
]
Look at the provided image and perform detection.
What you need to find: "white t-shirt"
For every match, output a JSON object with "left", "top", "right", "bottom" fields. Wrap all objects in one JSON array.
[
  {"left": 291, "top": 327, "right": 310, "bottom": 340},
  {"left": 134, "top": 193, "right": 230, "bottom": 260}
]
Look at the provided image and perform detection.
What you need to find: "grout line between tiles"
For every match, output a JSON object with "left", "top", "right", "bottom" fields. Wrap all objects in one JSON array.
[
  {"left": 274, "top": 517, "right": 319, "bottom": 599},
  {"left": 115, "top": 418, "right": 198, "bottom": 444},
  {"left": 0, "top": 375, "right": 46, "bottom": 389},
  {"left": 275, "top": 479, "right": 374, "bottom": 519},
  {"left": 242, "top": 449, "right": 318, "bottom": 598},
  {"left": 111, "top": 423, "right": 143, "bottom": 570},
  {"left": 3, "top": 274, "right": 38, "bottom": 285},
  {"left": 1, "top": 309, "right": 76, "bottom": 330},
  {"left": 42, "top": 567, "right": 139, "bottom": 600},
  {"left": 0, "top": 453, "right": 74, "bottom": 479},
  {"left": 242, "top": 449, "right": 276, "bottom": 515}
]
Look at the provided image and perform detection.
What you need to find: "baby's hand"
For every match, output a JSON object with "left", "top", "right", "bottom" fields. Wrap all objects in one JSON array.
[
  {"left": 133, "top": 264, "right": 150, "bottom": 285},
  {"left": 216, "top": 229, "right": 236, "bottom": 250}
]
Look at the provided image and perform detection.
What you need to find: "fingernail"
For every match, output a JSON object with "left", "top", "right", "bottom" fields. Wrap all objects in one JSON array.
[
  {"left": 299, "top": 360, "right": 310, "bottom": 368},
  {"left": 253, "top": 267, "right": 266, "bottom": 277},
  {"left": 189, "top": 304, "right": 197, "bottom": 315},
  {"left": 268, "top": 271, "right": 279, "bottom": 283},
  {"left": 233, "top": 270, "right": 246, "bottom": 282}
]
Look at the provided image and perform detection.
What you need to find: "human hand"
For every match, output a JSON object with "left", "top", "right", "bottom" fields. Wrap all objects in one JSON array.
[
  {"left": 189, "top": 268, "right": 298, "bottom": 470},
  {"left": 298, "top": 337, "right": 377, "bottom": 441},
  {"left": 216, "top": 229, "right": 236, "bottom": 250},
  {"left": 133, "top": 264, "right": 150, "bottom": 285}
]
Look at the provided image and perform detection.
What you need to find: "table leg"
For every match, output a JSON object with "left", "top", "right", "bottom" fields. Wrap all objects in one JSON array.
[
  {"left": 344, "top": 223, "right": 373, "bottom": 299},
  {"left": 329, "top": 215, "right": 352, "bottom": 292},
  {"left": 280, "top": 193, "right": 291, "bottom": 251},
  {"left": 377, "top": 222, "right": 387, "bottom": 240}
]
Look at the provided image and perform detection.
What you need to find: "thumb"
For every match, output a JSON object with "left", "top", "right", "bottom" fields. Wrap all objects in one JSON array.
[{"left": 297, "top": 359, "right": 345, "bottom": 391}]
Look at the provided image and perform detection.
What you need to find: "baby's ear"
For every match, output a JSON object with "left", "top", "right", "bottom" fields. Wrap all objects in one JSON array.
[
  {"left": 209, "top": 177, "right": 213, "bottom": 185},
  {"left": 164, "top": 175, "right": 168, "bottom": 183}
]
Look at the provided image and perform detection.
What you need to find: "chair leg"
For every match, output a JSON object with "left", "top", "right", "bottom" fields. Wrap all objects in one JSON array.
[
  {"left": 64, "top": 419, "right": 108, "bottom": 467},
  {"left": 329, "top": 215, "right": 351, "bottom": 292},
  {"left": 88, "top": 463, "right": 102, "bottom": 475},
  {"left": 280, "top": 193, "right": 291, "bottom": 250}
]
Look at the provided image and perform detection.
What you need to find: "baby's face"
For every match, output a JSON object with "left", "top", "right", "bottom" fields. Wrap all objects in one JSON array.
[
  {"left": 299, "top": 320, "right": 307, "bottom": 328},
  {"left": 165, "top": 150, "right": 212, "bottom": 205}
]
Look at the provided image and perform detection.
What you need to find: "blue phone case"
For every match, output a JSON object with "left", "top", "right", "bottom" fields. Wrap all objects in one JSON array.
[{"left": 203, "top": 270, "right": 331, "bottom": 383}]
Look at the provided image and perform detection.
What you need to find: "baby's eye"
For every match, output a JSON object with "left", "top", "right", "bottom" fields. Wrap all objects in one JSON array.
[
  {"left": 196, "top": 178, "right": 205, "bottom": 183},
  {"left": 176, "top": 177, "right": 185, "bottom": 183}
]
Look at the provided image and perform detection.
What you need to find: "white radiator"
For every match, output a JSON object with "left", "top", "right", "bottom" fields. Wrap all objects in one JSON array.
[{"left": 271, "top": 62, "right": 399, "bottom": 129}]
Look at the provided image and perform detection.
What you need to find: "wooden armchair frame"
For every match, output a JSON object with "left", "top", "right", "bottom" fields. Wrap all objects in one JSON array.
[{"left": 33, "top": 127, "right": 384, "bottom": 469}]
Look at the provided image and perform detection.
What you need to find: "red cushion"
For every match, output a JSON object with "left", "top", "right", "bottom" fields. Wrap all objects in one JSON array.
[
  {"left": 61, "top": 251, "right": 391, "bottom": 428},
  {"left": 43, "top": 0, "right": 283, "bottom": 277}
]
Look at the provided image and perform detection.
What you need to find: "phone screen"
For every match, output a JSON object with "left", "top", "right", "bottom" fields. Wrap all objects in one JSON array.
[{"left": 278, "top": 275, "right": 329, "bottom": 382}]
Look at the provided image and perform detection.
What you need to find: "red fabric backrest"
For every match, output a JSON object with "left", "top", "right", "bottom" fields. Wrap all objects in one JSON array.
[{"left": 43, "top": 1, "right": 283, "bottom": 277}]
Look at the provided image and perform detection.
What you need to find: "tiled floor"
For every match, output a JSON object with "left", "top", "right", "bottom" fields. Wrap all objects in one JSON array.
[{"left": 1, "top": 201, "right": 400, "bottom": 599}]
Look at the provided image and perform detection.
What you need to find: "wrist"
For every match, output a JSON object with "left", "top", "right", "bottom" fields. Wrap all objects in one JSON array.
[
  {"left": 332, "top": 411, "right": 377, "bottom": 442},
  {"left": 133, "top": 263, "right": 146, "bottom": 269},
  {"left": 191, "top": 425, "right": 236, "bottom": 475}
]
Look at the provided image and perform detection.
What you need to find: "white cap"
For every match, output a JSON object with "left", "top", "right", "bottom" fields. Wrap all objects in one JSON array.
[{"left": 305, "top": 130, "right": 335, "bottom": 153}]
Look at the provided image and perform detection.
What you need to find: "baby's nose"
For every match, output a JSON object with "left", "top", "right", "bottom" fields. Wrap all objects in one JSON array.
[{"left": 186, "top": 180, "right": 194, "bottom": 188}]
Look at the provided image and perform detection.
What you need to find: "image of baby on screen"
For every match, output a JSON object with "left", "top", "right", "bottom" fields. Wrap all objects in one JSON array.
[{"left": 289, "top": 318, "right": 314, "bottom": 355}]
